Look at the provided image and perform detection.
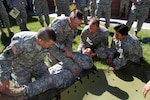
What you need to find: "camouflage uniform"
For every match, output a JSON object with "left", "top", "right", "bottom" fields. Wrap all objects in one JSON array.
[
  {"left": 75, "top": 0, "right": 90, "bottom": 25},
  {"left": 0, "top": 19, "right": 2, "bottom": 31},
  {"left": 108, "top": 34, "right": 142, "bottom": 70},
  {"left": 32, "top": 0, "right": 50, "bottom": 27},
  {"left": 77, "top": 25, "right": 109, "bottom": 59},
  {"left": 0, "top": 31, "right": 50, "bottom": 87},
  {"left": 0, "top": 0, "right": 11, "bottom": 32},
  {"left": 55, "top": 0, "right": 70, "bottom": 16},
  {"left": 95, "top": 0, "right": 112, "bottom": 28},
  {"left": 126, "top": 0, "right": 150, "bottom": 33},
  {"left": 119, "top": 0, "right": 131, "bottom": 18},
  {"left": 90, "top": 0, "right": 96, "bottom": 17},
  {"left": 6, "top": 0, "right": 28, "bottom": 31},
  {"left": 23, "top": 52, "right": 93, "bottom": 99},
  {"left": 48, "top": 16, "right": 78, "bottom": 65}
]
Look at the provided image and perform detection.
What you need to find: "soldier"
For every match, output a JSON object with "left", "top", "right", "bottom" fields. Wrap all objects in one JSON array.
[
  {"left": 106, "top": 24, "right": 142, "bottom": 70},
  {"left": 0, "top": 0, "right": 13, "bottom": 34},
  {"left": 77, "top": 17, "right": 109, "bottom": 59},
  {"left": 95, "top": 0, "right": 112, "bottom": 28},
  {"left": 0, "top": 27, "right": 56, "bottom": 94},
  {"left": 126, "top": 0, "right": 150, "bottom": 37},
  {"left": 6, "top": 0, "right": 29, "bottom": 31},
  {"left": 75, "top": 0, "right": 90, "bottom": 25},
  {"left": 32, "top": 0, "right": 50, "bottom": 27},
  {"left": 48, "top": 9, "right": 83, "bottom": 65},
  {"left": 55, "top": 0, "right": 71, "bottom": 16},
  {"left": 0, "top": 19, "right": 3, "bottom": 34},
  {"left": 119, "top": 0, "right": 131, "bottom": 18},
  {"left": 0, "top": 52, "right": 93, "bottom": 100},
  {"left": 90, "top": 0, "right": 96, "bottom": 17}
]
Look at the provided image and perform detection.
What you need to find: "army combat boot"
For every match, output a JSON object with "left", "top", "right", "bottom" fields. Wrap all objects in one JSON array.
[
  {"left": 0, "top": 93, "right": 14, "bottom": 100},
  {"left": 0, "top": 93, "right": 24, "bottom": 100}
]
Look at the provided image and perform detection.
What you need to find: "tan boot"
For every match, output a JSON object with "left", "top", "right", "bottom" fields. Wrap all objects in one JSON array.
[
  {"left": 0, "top": 93, "right": 14, "bottom": 100},
  {"left": 3, "top": 87, "right": 25, "bottom": 96},
  {"left": 0, "top": 93, "right": 24, "bottom": 100}
]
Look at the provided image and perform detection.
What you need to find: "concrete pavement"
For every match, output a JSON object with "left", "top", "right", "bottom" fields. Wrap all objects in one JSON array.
[
  {"left": 101, "top": 18, "right": 150, "bottom": 30},
  {"left": 49, "top": 13, "right": 150, "bottom": 30}
]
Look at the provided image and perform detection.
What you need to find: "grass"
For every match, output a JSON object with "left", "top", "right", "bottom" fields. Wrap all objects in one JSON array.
[{"left": 1, "top": 16, "right": 150, "bottom": 70}]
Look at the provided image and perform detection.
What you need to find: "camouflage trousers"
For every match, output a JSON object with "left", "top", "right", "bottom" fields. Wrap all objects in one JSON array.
[
  {"left": 126, "top": 6, "right": 149, "bottom": 32},
  {"left": 90, "top": 0, "right": 96, "bottom": 17},
  {"left": 24, "top": 63, "right": 75, "bottom": 99},
  {"left": 95, "top": 4, "right": 111, "bottom": 28},
  {"left": 56, "top": 1, "right": 70, "bottom": 16}
]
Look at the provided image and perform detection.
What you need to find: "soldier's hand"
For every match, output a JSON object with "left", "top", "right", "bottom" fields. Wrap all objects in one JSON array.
[
  {"left": 143, "top": 81, "right": 150, "bottom": 98},
  {"left": 109, "top": 66, "right": 115, "bottom": 71},
  {"left": 0, "top": 80, "right": 9, "bottom": 92},
  {"left": 82, "top": 48, "right": 95, "bottom": 58}
]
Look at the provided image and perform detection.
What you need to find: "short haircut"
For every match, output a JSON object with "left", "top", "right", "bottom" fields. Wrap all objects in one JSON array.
[
  {"left": 70, "top": 9, "right": 83, "bottom": 20},
  {"left": 89, "top": 17, "right": 99, "bottom": 27},
  {"left": 114, "top": 24, "right": 129, "bottom": 35},
  {"left": 37, "top": 27, "right": 56, "bottom": 42}
]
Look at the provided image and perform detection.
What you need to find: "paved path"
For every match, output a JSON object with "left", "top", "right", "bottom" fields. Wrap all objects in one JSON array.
[
  {"left": 102, "top": 18, "right": 150, "bottom": 30},
  {"left": 49, "top": 13, "right": 150, "bottom": 30}
]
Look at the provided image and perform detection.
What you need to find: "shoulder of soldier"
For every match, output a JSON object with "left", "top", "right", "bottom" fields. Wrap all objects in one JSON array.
[
  {"left": 12, "top": 31, "right": 37, "bottom": 42},
  {"left": 125, "top": 34, "right": 140, "bottom": 45},
  {"left": 13, "top": 31, "right": 36, "bottom": 37},
  {"left": 99, "top": 25, "right": 107, "bottom": 30},
  {"left": 52, "top": 16, "right": 68, "bottom": 24},
  {"left": 51, "top": 16, "right": 68, "bottom": 29},
  {"left": 99, "top": 26, "right": 109, "bottom": 34}
]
